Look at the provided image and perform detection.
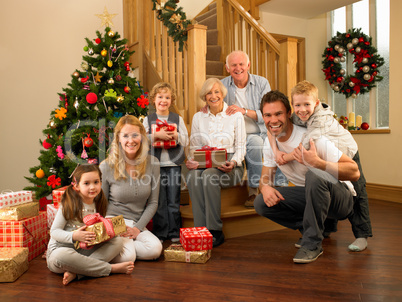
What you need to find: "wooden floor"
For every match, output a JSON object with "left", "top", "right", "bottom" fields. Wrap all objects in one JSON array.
[{"left": 2, "top": 199, "right": 402, "bottom": 302}]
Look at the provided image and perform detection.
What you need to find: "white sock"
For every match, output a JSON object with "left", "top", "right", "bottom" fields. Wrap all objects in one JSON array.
[{"left": 348, "top": 237, "right": 368, "bottom": 252}]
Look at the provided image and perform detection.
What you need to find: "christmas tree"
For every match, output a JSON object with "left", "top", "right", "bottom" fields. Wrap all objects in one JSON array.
[{"left": 25, "top": 9, "right": 149, "bottom": 199}]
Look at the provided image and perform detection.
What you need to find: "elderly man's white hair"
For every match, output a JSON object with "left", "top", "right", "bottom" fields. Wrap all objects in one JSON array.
[{"left": 225, "top": 50, "right": 250, "bottom": 67}]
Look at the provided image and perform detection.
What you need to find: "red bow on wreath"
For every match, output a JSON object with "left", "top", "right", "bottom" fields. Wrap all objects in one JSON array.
[
  {"left": 350, "top": 77, "right": 369, "bottom": 95},
  {"left": 353, "top": 49, "right": 371, "bottom": 64}
]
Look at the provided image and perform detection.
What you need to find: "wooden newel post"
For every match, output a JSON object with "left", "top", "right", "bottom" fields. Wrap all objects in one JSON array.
[
  {"left": 278, "top": 37, "right": 298, "bottom": 99},
  {"left": 187, "top": 24, "right": 207, "bottom": 126}
]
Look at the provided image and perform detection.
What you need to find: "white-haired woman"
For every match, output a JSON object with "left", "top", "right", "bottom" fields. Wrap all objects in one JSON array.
[
  {"left": 100, "top": 115, "right": 162, "bottom": 263},
  {"left": 186, "top": 78, "right": 246, "bottom": 247}
]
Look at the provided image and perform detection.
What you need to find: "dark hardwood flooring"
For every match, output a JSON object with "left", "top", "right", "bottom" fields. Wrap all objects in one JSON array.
[{"left": 1, "top": 199, "right": 402, "bottom": 302}]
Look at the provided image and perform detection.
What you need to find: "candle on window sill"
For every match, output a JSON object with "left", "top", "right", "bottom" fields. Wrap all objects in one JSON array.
[
  {"left": 356, "top": 115, "right": 362, "bottom": 128},
  {"left": 348, "top": 112, "right": 355, "bottom": 127}
]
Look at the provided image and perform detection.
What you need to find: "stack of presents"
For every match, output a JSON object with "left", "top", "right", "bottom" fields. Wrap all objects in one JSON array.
[{"left": 0, "top": 188, "right": 64, "bottom": 282}]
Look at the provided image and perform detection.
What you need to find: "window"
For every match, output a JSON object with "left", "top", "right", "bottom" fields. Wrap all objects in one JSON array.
[{"left": 329, "top": 0, "right": 389, "bottom": 129}]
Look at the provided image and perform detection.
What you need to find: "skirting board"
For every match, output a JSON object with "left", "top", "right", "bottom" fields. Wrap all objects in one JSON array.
[{"left": 366, "top": 183, "right": 402, "bottom": 204}]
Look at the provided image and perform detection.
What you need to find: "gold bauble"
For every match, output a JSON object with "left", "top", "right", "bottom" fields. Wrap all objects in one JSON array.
[
  {"left": 73, "top": 71, "right": 80, "bottom": 78},
  {"left": 138, "top": 115, "right": 145, "bottom": 123},
  {"left": 107, "top": 60, "right": 113, "bottom": 67},
  {"left": 49, "top": 120, "right": 56, "bottom": 129},
  {"left": 36, "top": 169, "right": 45, "bottom": 178},
  {"left": 108, "top": 30, "right": 115, "bottom": 38},
  {"left": 101, "top": 49, "right": 108, "bottom": 57}
]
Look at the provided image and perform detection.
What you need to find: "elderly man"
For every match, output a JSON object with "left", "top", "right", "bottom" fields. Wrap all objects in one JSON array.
[
  {"left": 254, "top": 90, "right": 360, "bottom": 263},
  {"left": 220, "top": 50, "right": 286, "bottom": 208}
]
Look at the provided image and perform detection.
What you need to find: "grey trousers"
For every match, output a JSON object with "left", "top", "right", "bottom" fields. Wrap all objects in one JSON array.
[
  {"left": 47, "top": 236, "right": 124, "bottom": 278},
  {"left": 187, "top": 165, "right": 244, "bottom": 231},
  {"left": 254, "top": 169, "right": 354, "bottom": 250}
]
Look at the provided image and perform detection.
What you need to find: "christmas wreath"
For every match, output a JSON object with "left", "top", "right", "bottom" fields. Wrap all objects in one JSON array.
[
  {"left": 151, "top": 0, "right": 192, "bottom": 52},
  {"left": 322, "top": 28, "right": 384, "bottom": 98}
]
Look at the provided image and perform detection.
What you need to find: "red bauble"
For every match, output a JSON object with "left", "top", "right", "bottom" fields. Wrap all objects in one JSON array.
[
  {"left": 359, "top": 37, "right": 364, "bottom": 43},
  {"left": 361, "top": 122, "right": 370, "bottom": 130},
  {"left": 81, "top": 76, "right": 89, "bottom": 83},
  {"left": 42, "top": 139, "right": 52, "bottom": 149},
  {"left": 124, "top": 86, "right": 131, "bottom": 93},
  {"left": 115, "top": 75, "right": 122, "bottom": 81},
  {"left": 124, "top": 62, "right": 129, "bottom": 67},
  {"left": 84, "top": 137, "right": 94, "bottom": 148},
  {"left": 86, "top": 92, "right": 98, "bottom": 104},
  {"left": 95, "top": 38, "right": 101, "bottom": 44}
]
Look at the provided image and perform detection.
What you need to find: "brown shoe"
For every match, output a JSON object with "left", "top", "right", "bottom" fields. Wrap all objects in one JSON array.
[{"left": 244, "top": 194, "right": 256, "bottom": 208}]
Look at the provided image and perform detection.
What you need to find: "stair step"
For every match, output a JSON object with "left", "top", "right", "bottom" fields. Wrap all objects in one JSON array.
[
  {"left": 195, "top": 7, "right": 217, "bottom": 23},
  {"left": 207, "top": 29, "right": 218, "bottom": 45},
  {"left": 207, "top": 45, "right": 221, "bottom": 61},
  {"left": 206, "top": 60, "right": 224, "bottom": 76},
  {"left": 197, "top": 14, "right": 217, "bottom": 30}
]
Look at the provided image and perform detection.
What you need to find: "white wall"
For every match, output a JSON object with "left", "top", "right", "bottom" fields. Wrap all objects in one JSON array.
[{"left": 0, "top": 0, "right": 123, "bottom": 191}]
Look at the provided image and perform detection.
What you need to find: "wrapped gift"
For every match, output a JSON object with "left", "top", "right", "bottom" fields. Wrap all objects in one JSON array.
[
  {"left": 52, "top": 186, "right": 68, "bottom": 207},
  {"left": 0, "top": 191, "right": 32, "bottom": 209},
  {"left": 151, "top": 120, "right": 177, "bottom": 149},
  {"left": 164, "top": 243, "right": 211, "bottom": 264},
  {"left": 0, "top": 202, "right": 39, "bottom": 221},
  {"left": 76, "top": 214, "right": 127, "bottom": 249},
  {"left": 38, "top": 195, "right": 53, "bottom": 211},
  {"left": 46, "top": 204, "right": 59, "bottom": 229},
  {"left": 0, "top": 248, "right": 29, "bottom": 282},
  {"left": 193, "top": 146, "right": 227, "bottom": 168},
  {"left": 180, "top": 227, "right": 213, "bottom": 251},
  {"left": 0, "top": 212, "right": 47, "bottom": 261}
]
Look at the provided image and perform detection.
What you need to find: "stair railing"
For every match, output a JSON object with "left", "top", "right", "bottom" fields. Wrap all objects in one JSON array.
[{"left": 123, "top": 0, "right": 207, "bottom": 126}]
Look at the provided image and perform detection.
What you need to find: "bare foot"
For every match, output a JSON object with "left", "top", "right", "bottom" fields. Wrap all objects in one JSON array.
[
  {"left": 111, "top": 261, "right": 134, "bottom": 274},
  {"left": 63, "top": 271, "right": 77, "bottom": 285}
]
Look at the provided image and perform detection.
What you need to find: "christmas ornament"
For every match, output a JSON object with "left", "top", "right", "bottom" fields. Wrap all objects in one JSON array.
[
  {"left": 83, "top": 133, "right": 94, "bottom": 148},
  {"left": 95, "top": 38, "right": 101, "bottom": 44},
  {"left": 95, "top": 6, "right": 117, "bottom": 27},
  {"left": 81, "top": 148, "right": 88, "bottom": 159},
  {"left": 124, "top": 86, "right": 131, "bottom": 93},
  {"left": 115, "top": 75, "right": 122, "bottom": 81},
  {"left": 116, "top": 95, "right": 124, "bottom": 103},
  {"left": 94, "top": 72, "right": 103, "bottom": 82},
  {"left": 73, "top": 71, "right": 80, "bottom": 78},
  {"left": 108, "top": 30, "right": 115, "bottom": 38},
  {"left": 43, "top": 139, "right": 52, "bottom": 149},
  {"left": 114, "top": 112, "right": 124, "bottom": 118},
  {"left": 107, "top": 60, "right": 113, "bottom": 67},
  {"left": 74, "top": 99, "right": 79, "bottom": 109},
  {"left": 322, "top": 28, "right": 384, "bottom": 98},
  {"left": 49, "top": 120, "right": 56, "bottom": 129},
  {"left": 108, "top": 78, "right": 115, "bottom": 84},
  {"left": 56, "top": 145, "right": 65, "bottom": 159},
  {"left": 49, "top": 167, "right": 57, "bottom": 174},
  {"left": 104, "top": 89, "right": 117, "bottom": 98},
  {"left": 87, "top": 158, "right": 98, "bottom": 164},
  {"left": 101, "top": 49, "right": 108, "bottom": 57},
  {"left": 361, "top": 122, "right": 370, "bottom": 130},
  {"left": 137, "top": 95, "right": 149, "bottom": 108},
  {"left": 138, "top": 115, "right": 145, "bottom": 123},
  {"left": 88, "top": 48, "right": 94, "bottom": 56},
  {"left": 86, "top": 92, "right": 98, "bottom": 104},
  {"left": 47, "top": 175, "right": 61, "bottom": 189},
  {"left": 83, "top": 46, "right": 88, "bottom": 51},
  {"left": 36, "top": 169, "right": 45, "bottom": 178},
  {"left": 81, "top": 76, "right": 89, "bottom": 83},
  {"left": 55, "top": 107, "right": 67, "bottom": 120},
  {"left": 81, "top": 62, "right": 89, "bottom": 70}
]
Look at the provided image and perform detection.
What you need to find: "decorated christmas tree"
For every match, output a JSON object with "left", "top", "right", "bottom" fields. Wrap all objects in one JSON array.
[{"left": 25, "top": 8, "right": 149, "bottom": 199}]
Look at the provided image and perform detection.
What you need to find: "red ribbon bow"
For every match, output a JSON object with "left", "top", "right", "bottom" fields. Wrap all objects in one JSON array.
[
  {"left": 79, "top": 213, "right": 115, "bottom": 249},
  {"left": 196, "top": 146, "right": 227, "bottom": 168},
  {"left": 156, "top": 119, "right": 175, "bottom": 131},
  {"left": 353, "top": 49, "right": 371, "bottom": 64},
  {"left": 350, "top": 77, "right": 369, "bottom": 94}
]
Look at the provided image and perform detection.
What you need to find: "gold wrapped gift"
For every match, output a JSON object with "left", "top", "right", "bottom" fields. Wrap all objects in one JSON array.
[
  {"left": 0, "top": 202, "right": 39, "bottom": 221},
  {"left": 0, "top": 248, "right": 29, "bottom": 282},
  {"left": 84, "top": 215, "right": 126, "bottom": 247},
  {"left": 193, "top": 148, "right": 227, "bottom": 168},
  {"left": 164, "top": 244, "right": 211, "bottom": 264}
]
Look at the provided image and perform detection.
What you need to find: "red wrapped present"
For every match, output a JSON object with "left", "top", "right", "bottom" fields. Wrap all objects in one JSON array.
[
  {"left": 151, "top": 120, "right": 177, "bottom": 149},
  {"left": 38, "top": 195, "right": 52, "bottom": 211},
  {"left": 0, "top": 191, "right": 32, "bottom": 209},
  {"left": 0, "top": 212, "right": 47, "bottom": 261},
  {"left": 47, "top": 204, "right": 59, "bottom": 229},
  {"left": 180, "top": 227, "right": 213, "bottom": 251},
  {"left": 52, "top": 186, "right": 68, "bottom": 207},
  {"left": 193, "top": 146, "right": 227, "bottom": 168}
]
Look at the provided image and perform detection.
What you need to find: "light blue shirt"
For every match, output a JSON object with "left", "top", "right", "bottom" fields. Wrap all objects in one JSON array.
[{"left": 221, "top": 73, "right": 271, "bottom": 136}]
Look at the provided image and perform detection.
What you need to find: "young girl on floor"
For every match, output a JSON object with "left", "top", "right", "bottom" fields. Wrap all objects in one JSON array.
[{"left": 46, "top": 164, "right": 134, "bottom": 286}]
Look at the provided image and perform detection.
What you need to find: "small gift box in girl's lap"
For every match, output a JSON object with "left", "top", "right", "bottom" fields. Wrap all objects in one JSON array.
[
  {"left": 0, "top": 191, "right": 32, "bottom": 209},
  {"left": 75, "top": 214, "right": 127, "bottom": 249},
  {"left": 0, "top": 247, "right": 29, "bottom": 282},
  {"left": 151, "top": 120, "right": 177, "bottom": 149},
  {"left": 180, "top": 227, "right": 213, "bottom": 251},
  {"left": 193, "top": 146, "right": 227, "bottom": 168},
  {"left": 164, "top": 243, "right": 211, "bottom": 264}
]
